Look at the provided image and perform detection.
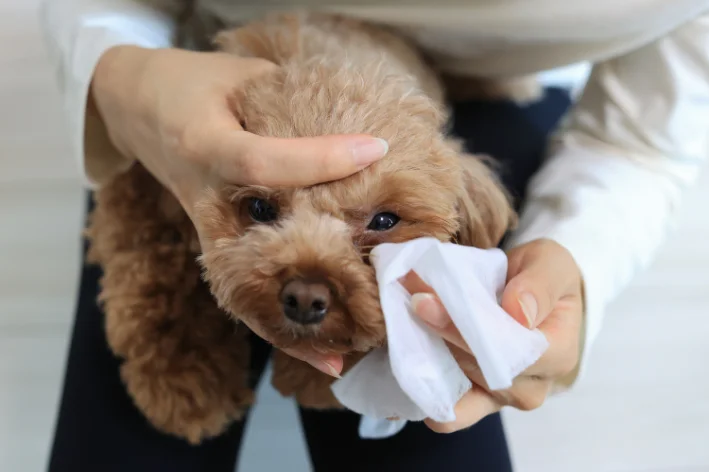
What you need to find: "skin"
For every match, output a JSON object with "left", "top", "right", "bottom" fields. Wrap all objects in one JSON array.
[
  {"left": 90, "top": 45, "right": 388, "bottom": 376},
  {"left": 401, "top": 238, "right": 585, "bottom": 432},
  {"left": 90, "top": 46, "right": 389, "bottom": 222}
]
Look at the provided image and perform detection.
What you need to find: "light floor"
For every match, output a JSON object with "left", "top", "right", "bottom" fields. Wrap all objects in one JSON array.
[{"left": 1, "top": 1, "right": 708, "bottom": 471}]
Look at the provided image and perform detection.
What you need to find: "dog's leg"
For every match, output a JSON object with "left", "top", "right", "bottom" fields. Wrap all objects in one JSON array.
[{"left": 86, "top": 165, "right": 254, "bottom": 444}]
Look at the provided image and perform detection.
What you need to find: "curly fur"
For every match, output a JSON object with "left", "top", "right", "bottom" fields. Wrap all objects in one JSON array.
[
  {"left": 86, "top": 166, "right": 253, "bottom": 444},
  {"left": 87, "top": 11, "right": 517, "bottom": 444}
]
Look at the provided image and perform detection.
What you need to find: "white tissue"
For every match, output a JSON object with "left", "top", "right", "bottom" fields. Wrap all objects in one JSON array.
[{"left": 330, "top": 237, "right": 549, "bottom": 439}]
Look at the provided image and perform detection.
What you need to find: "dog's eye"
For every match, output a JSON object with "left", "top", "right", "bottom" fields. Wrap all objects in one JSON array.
[
  {"left": 367, "top": 212, "right": 400, "bottom": 232},
  {"left": 247, "top": 198, "right": 278, "bottom": 223}
]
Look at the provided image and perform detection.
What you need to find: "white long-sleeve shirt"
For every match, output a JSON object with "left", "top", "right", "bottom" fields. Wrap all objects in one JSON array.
[{"left": 39, "top": 0, "right": 709, "bottom": 387}]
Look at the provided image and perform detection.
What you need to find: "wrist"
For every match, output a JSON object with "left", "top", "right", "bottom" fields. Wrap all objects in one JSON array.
[{"left": 90, "top": 45, "right": 158, "bottom": 118}]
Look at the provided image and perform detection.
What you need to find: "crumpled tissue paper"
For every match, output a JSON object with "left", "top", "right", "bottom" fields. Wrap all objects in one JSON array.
[{"left": 330, "top": 237, "right": 549, "bottom": 439}]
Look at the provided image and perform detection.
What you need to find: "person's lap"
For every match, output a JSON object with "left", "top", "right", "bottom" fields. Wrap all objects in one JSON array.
[{"left": 47, "top": 89, "right": 571, "bottom": 472}]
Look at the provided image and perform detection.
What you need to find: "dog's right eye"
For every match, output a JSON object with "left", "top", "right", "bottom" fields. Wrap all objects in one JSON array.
[{"left": 247, "top": 198, "right": 278, "bottom": 223}]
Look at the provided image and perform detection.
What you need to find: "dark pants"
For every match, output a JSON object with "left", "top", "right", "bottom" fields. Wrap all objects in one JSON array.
[{"left": 47, "top": 89, "right": 571, "bottom": 472}]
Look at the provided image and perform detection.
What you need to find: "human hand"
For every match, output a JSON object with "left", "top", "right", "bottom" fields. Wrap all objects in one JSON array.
[
  {"left": 90, "top": 46, "right": 388, "bottom": 378},
  {"left": 90, "top": 45, "right": 389, "bottom": 221},
  {"left": 401, "top": 238, "right": 584, "bottom": 432}
]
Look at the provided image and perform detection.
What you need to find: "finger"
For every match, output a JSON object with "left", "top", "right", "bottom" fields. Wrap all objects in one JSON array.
[
  {"left": 409, "top": 293, "right": 476, "bottom": 353},
  {"left": 399, "top": 271, "right": 432, "bottom": 295},
  {"left": 403, "top": 270, "right": 563, "bottom": 411},
  {"left": 281, "top": 347, "right": 344, "bottom": 378},
  {"left": 448, "top": 342, "right": 486, "bottom": 386},
  {"left": 501, "top": 241, "right": 580, "bottom": 329},
  {"left": 400, "top": 271, "right": 451, "bottom": 330},
  {"left": 451, "top": 342, "right": 553, "bottom": 412},
  {"left": 492, "top": 375, "right": 553, "bottom": 411},
  {"left": 424, "top": 389, "right": 501, "bottom": 434},
  {"left": 400, "top": 273, "right": 474, "bottom": 353},
  {"left": 401, "top": 271, "right": 448, "bottom": 328},
  {"left": 523, "top": 302, "right": 583, "bottom": 379},
  {"left": 450, "top": 342, "right": 553, "bottom": 412},
  {"left": 448, "top": 343, "right": 553, "bottom": 410},
  {"left": 213, "top": 129, "right": 389, "bottom": 187}
]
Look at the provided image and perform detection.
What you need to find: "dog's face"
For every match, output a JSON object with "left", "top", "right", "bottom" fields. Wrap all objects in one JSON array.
[{"left": 195, "top": 65, "right": 515, "bottom": 356}]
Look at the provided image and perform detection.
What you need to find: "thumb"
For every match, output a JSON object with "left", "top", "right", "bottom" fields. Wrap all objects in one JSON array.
[
  {"left": 215, "top": 131, "right": 389, "bottom": 187},
  {"left": 500, "top": 244, "right": 578, "bottom": 329}
]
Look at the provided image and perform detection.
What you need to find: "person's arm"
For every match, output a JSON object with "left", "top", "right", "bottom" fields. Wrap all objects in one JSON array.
[
  {"left": 39, "top": 1, "right": 389, "bottom": 380},
  {"left": 39, "top": 0, "right": 179, "bottom": 187},
  {"left": 505, "top": 14, "right": 709, "bottom": 387}
]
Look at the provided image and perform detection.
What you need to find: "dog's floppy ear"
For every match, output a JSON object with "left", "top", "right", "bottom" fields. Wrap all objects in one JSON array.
[
  {"left": 213, "top": 14, "right": 301, "bottom": 64},
  {"left": 214, "top": 26, "right": 278, "bottom": 60},
  {"left": 397, "top": 93, "right": 448, "bottom": 128},
  {"left": 455, "top": 153, "right": 517, "bottom": 248}
]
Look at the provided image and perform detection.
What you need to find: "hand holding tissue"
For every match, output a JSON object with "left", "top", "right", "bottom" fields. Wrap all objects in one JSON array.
[{"left": 330, "top": 237, "right": 549, "bottom": 438}]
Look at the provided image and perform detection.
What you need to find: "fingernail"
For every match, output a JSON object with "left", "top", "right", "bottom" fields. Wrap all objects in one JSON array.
[
  {"left": 518, "top": 292, "right": 538, "bottom": 327},
  {"left": 411, "top": 293, "right": 448, "bottom": 328},
  {"left": 313, "top": 360, "right": 342, "bottom": 379},
  {"left": 351, "top": 138, "right": 389, "bottom": 167}
]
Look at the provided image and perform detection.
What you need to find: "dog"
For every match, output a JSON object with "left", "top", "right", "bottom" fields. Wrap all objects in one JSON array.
[{"left": 86, "top": 11, "right": 517, "bottom": 444}]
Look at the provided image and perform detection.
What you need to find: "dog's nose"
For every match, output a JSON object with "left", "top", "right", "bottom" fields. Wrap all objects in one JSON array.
[{"left": 280, "top": 278, "right": 331, "bottom": 324}]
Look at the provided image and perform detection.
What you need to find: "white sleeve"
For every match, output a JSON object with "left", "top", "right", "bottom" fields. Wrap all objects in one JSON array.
[
  {"left": 505, "top": 15, "right": 709, "bottom": 386},
  {"left": 39, "top": 0, "right": 178, "bottom": 187}
]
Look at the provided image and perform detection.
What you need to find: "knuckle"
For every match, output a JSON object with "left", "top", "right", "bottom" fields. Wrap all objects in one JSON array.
[
  {"left": 556, "top": 349, "right": 580, "bottom": 377},
  {"left": 516, "top": 394, "right": 545, "bottom": 411},
  {"left": 176, "top": 123, "right": 207, "bottom": 162},
  {"left": 537, "top": 238, "right": 561, "bottom": 255},
  {"left": 253, "top": 59, "right": 279, "bottom": 76},
  {"left": 241, "top": 56, "right": 278, "bottom": 74},
  {"left": 238, "top": 151, "right": 267, "bottom": 185},
  {"left": 553, "top": 331, "right": 581, "bottom": 377},
  {"left": 318, "top": 143, "right": 349, "bottom": 177},
  {"left": 318, "top": 158, "right": 335, "bottom": 179},
  {"left": 538, "top": 291, "right": 555, "bottom": 316},
  {"left": 509, "top": 385, "right": 547, "bottom": 411},
  {"left": 323, "top": 142, "right": 344, "bottom": 163}
]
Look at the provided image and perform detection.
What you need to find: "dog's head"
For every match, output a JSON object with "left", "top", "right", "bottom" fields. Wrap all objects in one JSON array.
[{"left": 195, "top": 60, "right": 516, "bottom": 356}]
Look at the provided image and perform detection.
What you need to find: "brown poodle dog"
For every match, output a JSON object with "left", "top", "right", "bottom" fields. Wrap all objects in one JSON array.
[{"left": 86, "top": 11, "right": 517, "bottom": 445}]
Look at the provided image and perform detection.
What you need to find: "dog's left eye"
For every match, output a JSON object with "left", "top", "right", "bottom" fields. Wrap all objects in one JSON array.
[
  {"left": 247, "top": 198, "right": 279, "bottom": 223},
  {"left": 367, "top": 212, "right": 400, "bottom": 231}
]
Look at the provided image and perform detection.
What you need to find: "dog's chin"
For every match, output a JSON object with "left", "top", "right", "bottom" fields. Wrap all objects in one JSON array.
[{"left": 278, "top": 318, "right": 357, "bottom": 353}]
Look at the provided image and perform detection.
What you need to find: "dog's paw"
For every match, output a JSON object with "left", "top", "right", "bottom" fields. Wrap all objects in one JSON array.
[{"left": 120, "top": 360, "right": 254, "bottom": 444}]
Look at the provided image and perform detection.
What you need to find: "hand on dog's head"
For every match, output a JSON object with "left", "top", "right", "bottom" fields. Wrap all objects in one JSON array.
[{"left": 194, "top": 61, "right": 516, "bottom": 357}]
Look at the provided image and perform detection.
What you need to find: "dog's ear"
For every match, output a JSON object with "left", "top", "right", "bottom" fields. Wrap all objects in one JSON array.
[
  {"left": 455, "top": 153, "right": 517, "bottom": 248},
  {"left": 214, "top": 26, "right": 275, "bottom": 60},
  {"left": 398, "top": 93, "right": 447, "bottom": 128},
  {"left": 213, "top": 15, "right": 301, "bottom": 64}
]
